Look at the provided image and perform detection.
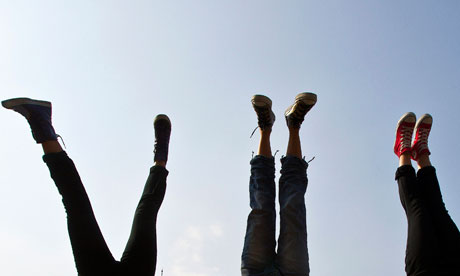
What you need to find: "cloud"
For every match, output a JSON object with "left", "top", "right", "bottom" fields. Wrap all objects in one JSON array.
[
  {"left": 209, "top": 224, "right": 223, "bottom": 238},
  {"left": 166, "top": 223, "right": 224, "bottom": 276}
]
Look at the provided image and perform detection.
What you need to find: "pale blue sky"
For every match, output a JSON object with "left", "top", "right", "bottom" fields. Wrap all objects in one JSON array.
[{"left": 1, "top": 1, "right": 460, "bottom": 275}]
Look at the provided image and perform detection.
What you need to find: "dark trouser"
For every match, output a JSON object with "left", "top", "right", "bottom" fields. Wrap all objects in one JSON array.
[
  {"left": 43, "top": 152, "right": 167, "bottom": 276},
  {"left": 396, "top": 165, "right": 460, "bottom": 276},
  {"left": 241, "top": 155, "right": 310, "bottom": 276}
]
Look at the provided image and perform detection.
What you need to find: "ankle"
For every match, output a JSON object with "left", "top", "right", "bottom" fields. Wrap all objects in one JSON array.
[
  {"left": 288, "top": 126, "right": 300, "bottom": 133},
  {"left": 399, "top": 152, "right": 412, "bottom": 167},
  {"left": 42, "top": 141, "right": 63, "bottom": 154},
  {"left": 154, "top": 160, "right": 167, "bottom": 167},
  {"left": 417, "top": 154, "right": 431, "bottom": 169}
]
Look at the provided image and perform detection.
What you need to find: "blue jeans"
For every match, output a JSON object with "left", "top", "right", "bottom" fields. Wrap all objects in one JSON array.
[{"left": 241, "top": 155, "right": 310, "bottom": 276}]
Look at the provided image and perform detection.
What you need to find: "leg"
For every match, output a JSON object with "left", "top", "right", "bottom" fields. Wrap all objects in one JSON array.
[
  {"left": 411, "top": 114, "right": 460, "bottom": 273},
  {"left": 277, "top": 156, "right": 309, "bottom": 276},
  {"left": 120, "top": 165, "right": 168, "bottom": 275},
  {"left": 241, "top": 155, "right": 277, "bottom": 276},
  {"left": 396, "top": 165, "right": 438, "bottom": 276},
  {"left": 276, "top": 93, "right": 316, "bottom": 276},
  {"left": 242, "top": 96, "right": 277, "bottom": 276},
  {"left": 416, "top": 158, "right": 460, "bottom": 274},
  {"left": 44, "top": 151, "right": 118, "bottom": 275},
  {"left": 3, "top": 98, "right": 117, "bottom": 275},
  {"left": 277, "top": 131, "right": 309, "bottom": 276},
  {"left": 120, "top": 114, "right": 171, "bottom": 276},
  {"left": 395, "top": 113, "right": 440, "bottom": 275}
]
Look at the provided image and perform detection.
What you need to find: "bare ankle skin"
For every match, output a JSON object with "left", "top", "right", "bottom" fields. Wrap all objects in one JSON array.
[
  {"left": 257, "top": 128, "right": 272, "bottom": 158},
  {"left": 417, "top": 154, "right": 432, "bottom": 169},
  {"left": 42, "top": 141, "right": 63, "bottom": 154},
  {"left": 286, "top": 127, "right": 302, "bottom": 159}
]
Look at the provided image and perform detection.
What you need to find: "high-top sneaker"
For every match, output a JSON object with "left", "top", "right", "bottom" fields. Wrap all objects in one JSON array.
[
  {"left": 2, "top": 97, "right": 58, "bottom": 143},
  {"left": 153, "top": 114, "right": 171, "bottom": 162},
  {"left": 394, "top": 112, "right": 416, "bottom": 157},
  {"left": 285, "top": 92, "right": 317, "bottom": 129},
  {"left": 411, "top": 114, "right": 432, "bottom": 161},
  {"left": 251, "top": 94, "right": 275, "bottom": 131}
]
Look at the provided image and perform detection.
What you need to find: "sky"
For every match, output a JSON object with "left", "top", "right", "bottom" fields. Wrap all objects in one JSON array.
[{"left": 1, "top": 0, "right": 460, "bottom": 275}]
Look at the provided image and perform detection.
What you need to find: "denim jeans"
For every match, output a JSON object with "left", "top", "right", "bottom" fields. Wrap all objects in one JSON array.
[
  {"left": 43, "top": 151, "right": 167, "bottom": 276},
  {"left": 396, "top": 165, "right": 460, "bottom": 276},
  {"left": 241, "top": 155, "right": 310, "bottom": 276}
]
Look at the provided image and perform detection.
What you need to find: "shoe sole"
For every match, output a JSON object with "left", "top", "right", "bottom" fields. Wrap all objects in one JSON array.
[
  {"left": 396, "top": 112, "right": 416, "bottom": 129},
  {"left": 154, "top": 114, "right": 171, "bottom": 125},
  {"left": 285, "top": 92, "right": 317, "bottom": 116},
  {"left": 2, "top": 97, "right": 51, "bottom": 109},
  {"left": 415, "top": 113, "right": 432, "bottom": 130},
  {"left": 295, "top": 92, "right": 317, "bottom": 106},
  {"left": 251, "top": 94, "right": 272, "bottom": 108}
]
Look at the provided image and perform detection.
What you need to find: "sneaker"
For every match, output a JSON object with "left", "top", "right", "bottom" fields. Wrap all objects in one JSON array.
[
  {"left": 285, "top": 92, "right": 317, "bottom": 128},
  {"left": 2, "top": 97, "right": 58, "bottom": 143},
  {"left": 411, "top": 114, "right": 432, "bottom": 161},
  {"left": 393, "top": 112, "right": 416, "bottom": 157},
  {"left": 251, "top": 94, "right": 275, "bottom": 131},
  {"left": 153, "top": 114, "right": 171, "bottom": 162}
]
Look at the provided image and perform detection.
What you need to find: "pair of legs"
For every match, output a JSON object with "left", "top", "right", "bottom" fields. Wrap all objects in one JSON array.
[
  {"left": 2, "top": 98, "right": 171, "bottom": 276},
  {"left": 241, "top": 93, "right": 316, "bottom": 276},
  {"left": 394, "top": 113, "right": 460, "bottom": 275}
]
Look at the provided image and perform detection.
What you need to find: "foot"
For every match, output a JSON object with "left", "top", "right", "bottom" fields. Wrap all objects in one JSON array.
[
  {"left": 411, "top": 114, "right": 432, "bottom": 161},
  {"left": 153, "top": 114, "right": 171, "bottom": 163},
  {"left": 394, "top": 112, "right": 416, "bottom": 157},
  {"left": 251, "top": 95, "right": 275, "bottom": 131},
  {"left": 285, "top": 92, "right": 317, "bottom": 129},
  {"left": 2, "top": 97, "right": 58, "bottom": 143}
]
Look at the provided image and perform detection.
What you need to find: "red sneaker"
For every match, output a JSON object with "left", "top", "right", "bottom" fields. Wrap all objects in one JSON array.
[
  {"left": 411, "top": 114, "right": 432, "bottom": 161},
  {"left": 394, "top": 112, "right": 416, "bottom": 157}
]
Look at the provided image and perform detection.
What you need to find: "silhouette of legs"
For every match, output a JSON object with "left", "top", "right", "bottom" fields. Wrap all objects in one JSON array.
[
  {"left": 3, "top": 98, "right": 170, "bottom": 276},
  {"left": 242, "top": 93, "right": 315, "bottom": 276},
  {"left": 241, "top": 96, "right": 277, "bottom": 275},
  {"left": 395, "top": 113, "right": 460, "bottom": 275}
]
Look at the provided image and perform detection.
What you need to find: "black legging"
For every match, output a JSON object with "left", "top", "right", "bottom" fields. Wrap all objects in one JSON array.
[
  {"left": 43, "top": 151, "right": 167, "bottom": 276},
  {"left": 396, "top": 165, "right": 460, "bottom": 276}
]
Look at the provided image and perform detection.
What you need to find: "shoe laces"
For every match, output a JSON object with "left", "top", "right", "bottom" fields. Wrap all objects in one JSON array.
[
  {"left": 250, "top": 106, "right": 273, "bottom": 138},
  {"left": 250, "top": 126, "right": 259, "bottom": 138},
  {"left": 414, "top": 127, "right": 429, "bottom": 150},
  {"left": 287, "top": 102, "right": 310, "bottom": 127},
  {"left": 57, "top": 134, "right": 67, "bottom": 149},
  {"left": 256, "top": 107, "right": 272, "bottom": 126},
  {"left": 399, "top": 125, "right": 413, "bottom": 150}
]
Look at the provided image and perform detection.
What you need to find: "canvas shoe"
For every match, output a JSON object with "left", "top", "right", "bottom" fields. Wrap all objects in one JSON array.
[
  {"left": 251, "top": 94, "right": 275, "bottom": 131},
  {"left": 394, "top": 112, "right": 416, "bottom": 157},
  {"left": 154, "top": 114, "right": 171, "bottom": 162},
  {"left": 285, "top": 92, "right": 317, "bottom": 128},
  {"left": 411, "top": 114, "right": 432, "bottom": 161},
  {"left": 2, "top": 97, "right": 58, "bottom": 143}
]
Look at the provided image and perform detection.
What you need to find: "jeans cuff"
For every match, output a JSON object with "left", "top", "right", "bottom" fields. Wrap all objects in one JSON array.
[
  {"left": 416, "top": 166, "right": 436, "bottom": 178},
  {"left": 42, "top": 151, "right": 69, "bottom": 163},
  {"left": 395, "top": 165, "right": 415, "bottom": 180},
  {"left": 280, "top": 155, "right": 308, "bottom": 170},
  {"left": 251, "top": 155, "right": 275, "bottom": 167},
  {"left": 150, "top": 165, "right": 169, "bottom": 176}
]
